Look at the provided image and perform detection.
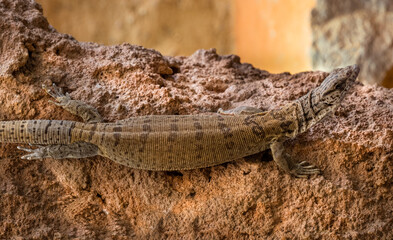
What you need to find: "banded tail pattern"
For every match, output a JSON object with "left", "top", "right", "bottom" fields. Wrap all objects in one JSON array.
[{"left": 0, "top": 120, "right": 76, "bottom": 145}]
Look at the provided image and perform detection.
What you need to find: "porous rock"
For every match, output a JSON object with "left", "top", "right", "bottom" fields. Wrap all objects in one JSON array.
[{"left": 0, "top": 0, "right": 392, "bottom": 239}]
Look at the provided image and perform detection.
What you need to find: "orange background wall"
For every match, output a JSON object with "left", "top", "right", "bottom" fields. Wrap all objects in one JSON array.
[
  {"left": 36, "top": 0, "right": 316, "bottom": 74},
  {"left": 234, "top": 0, "right": 315, "bottom": 73}
]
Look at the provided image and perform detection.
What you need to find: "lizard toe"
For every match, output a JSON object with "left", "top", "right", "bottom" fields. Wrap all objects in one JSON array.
[
  {"left": 17, "top": 146, "right": 34, "bottom": 152},
  {"left": 298, "top": 161, "right": 311, "bottom": 166},
  {"left": 292, "top": 162, "right": 321, "bottom": 177},
  {"left": 21, "top": 153, "right": 43, "bottom": 160}
]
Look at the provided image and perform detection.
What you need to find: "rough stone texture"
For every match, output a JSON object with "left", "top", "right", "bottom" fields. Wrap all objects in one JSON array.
[
  {"left": 311, "top": 0, "right": 393, "bottom": 88},
  {"left": 0, "top": 1, "right": 392, "bottom": 239},
  {"left": 35, "top": 0, "right": 234, "bottom": 57}
]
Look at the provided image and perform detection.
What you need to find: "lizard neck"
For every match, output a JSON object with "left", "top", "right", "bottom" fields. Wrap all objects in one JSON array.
[{"left": 295, "top": 88, "right": 338, "bottom": 133}]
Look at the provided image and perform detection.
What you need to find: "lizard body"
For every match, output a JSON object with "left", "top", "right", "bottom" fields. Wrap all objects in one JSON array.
[{"left": 0, "top": 65, "right": 360, "bottom": 177}]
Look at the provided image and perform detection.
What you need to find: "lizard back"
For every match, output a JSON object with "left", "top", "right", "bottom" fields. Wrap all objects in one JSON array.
[{"left": 75, "top": 110, "right": 299, "bottom": 170}]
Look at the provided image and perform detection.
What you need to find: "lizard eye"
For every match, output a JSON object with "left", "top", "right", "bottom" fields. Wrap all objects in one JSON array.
[{"left": 334, "top": 80, "right": 346, "bottom": 91}]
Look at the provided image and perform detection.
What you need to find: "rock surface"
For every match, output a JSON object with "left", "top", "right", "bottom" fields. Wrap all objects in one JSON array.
[
  {"left": 0, "top": 0, "right": 392, "bottom": 239},
  {"left": 311, "top": 0, "right": 393, "bottom": 88}
]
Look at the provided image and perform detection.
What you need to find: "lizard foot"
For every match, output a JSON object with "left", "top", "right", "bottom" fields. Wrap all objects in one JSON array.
[
  {"left": 271, "top": 142, "right": 321, "bottom": 178},
  {"left": 17, "top": 144, "right": 48, "bottom": 160},
  {"left": 291, "top": 161, "right": 321, "bottom": 178},
  {"left": 42, "top": 83, "right": 72, "bottom": 107},
  {"left": 42, "top": 83, "right": 103, "bottom": 123},
  {"left": 18, "top": 142, "right": 100, "bottom": 160}
]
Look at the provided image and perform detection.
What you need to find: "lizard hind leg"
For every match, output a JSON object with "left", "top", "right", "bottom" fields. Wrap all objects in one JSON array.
[
  {"left": 17, "top": 142, "right": 100, "bottom": 160},
  {"left": 43, "top": 83, "right": 103, "bottom": 123},
  {"left": 217, "top": 106, "right": 265, "bottom": 115},
  {"left": 270, "top": 141, "right": 321, "bottom": 178}
]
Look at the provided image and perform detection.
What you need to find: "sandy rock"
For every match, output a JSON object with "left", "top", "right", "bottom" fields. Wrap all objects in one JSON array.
[
  {"left": 311, "top": 0, "right": 393, "bottom": 87},
  {"left": 0, "top": 0, "right": 392, "bottom": 239}
]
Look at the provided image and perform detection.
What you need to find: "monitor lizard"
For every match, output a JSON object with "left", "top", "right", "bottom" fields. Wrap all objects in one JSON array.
[{"left": 0, "top": 65, "right": 360, "bottom": 177}]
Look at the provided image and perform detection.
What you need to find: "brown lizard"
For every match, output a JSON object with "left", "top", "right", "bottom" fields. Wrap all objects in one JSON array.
[{"left": 0, "top": 65, "right": 359, "bottom": 177}]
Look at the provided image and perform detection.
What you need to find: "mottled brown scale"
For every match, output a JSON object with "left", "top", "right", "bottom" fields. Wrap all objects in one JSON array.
[{"left": 193, "top": 121, "right": 203, "bottom": 140}]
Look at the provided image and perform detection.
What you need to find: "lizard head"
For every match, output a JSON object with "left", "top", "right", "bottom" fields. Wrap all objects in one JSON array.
[
  {"left": 316, "top": 64, "right": 360, "bottom": 105},
  {"left": 296, "top": 64, "right": 360, "bottom": 133}
]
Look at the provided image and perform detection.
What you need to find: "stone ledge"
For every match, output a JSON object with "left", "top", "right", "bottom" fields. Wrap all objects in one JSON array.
[{"left": 0, "top": 0, "right": 391, "bottom": 239}]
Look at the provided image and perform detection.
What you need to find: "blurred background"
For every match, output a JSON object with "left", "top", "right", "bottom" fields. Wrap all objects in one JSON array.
[{"left": 36, "top": 0, "right": 393, "bottom": 88}]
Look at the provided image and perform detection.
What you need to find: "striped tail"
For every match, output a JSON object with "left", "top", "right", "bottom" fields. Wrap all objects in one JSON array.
[{"left": 0, "top": 120, "right": 76, "bottom": 145}]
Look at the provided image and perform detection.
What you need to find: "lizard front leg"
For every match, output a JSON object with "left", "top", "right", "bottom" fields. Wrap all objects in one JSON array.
[
  {"left": 17, "top": 142, "right": 100, "bottom": 160},
  {"left": 43, "top": 83, "right": 103, "bottom": 123},
  {"left": 218, "top": 106, "right": 321, "bottom": 177},
  {"left": 270, "top": 142, "right": 320, "bottom": 178}
]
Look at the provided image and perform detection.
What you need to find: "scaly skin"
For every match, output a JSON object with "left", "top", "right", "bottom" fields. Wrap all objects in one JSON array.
[{"left": 0, "top": 65, "right": 360, "bottom": 177}]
